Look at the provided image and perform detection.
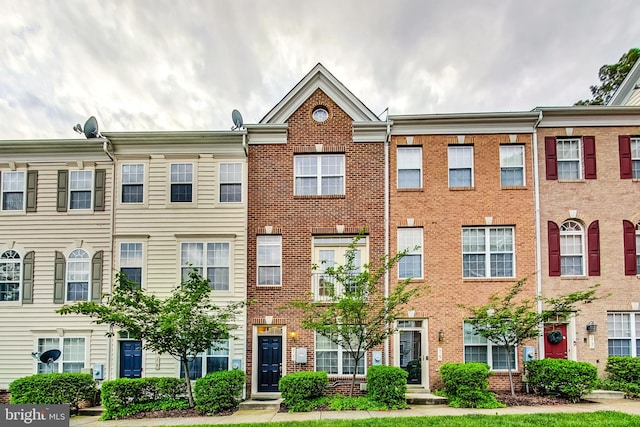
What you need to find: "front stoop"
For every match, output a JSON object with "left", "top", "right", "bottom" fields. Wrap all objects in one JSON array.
[
  {"left": 77, "top": 406, "right": 104, "bottom": 416},
  {"left": 584, "top": 390, "right": 626, "bottom": 400},
  {"left": 239, "top": 394, "right": 283, "bottom": 411},
  {"left": 405, "top": 388, "right": 448, "bottom": 405}
]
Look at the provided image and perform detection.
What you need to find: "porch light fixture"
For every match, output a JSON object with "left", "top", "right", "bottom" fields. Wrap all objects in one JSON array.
[
  {"left": 586, "top": 321, "right": 597, "bottom": 333},
  {"left": 438, "top": 329, "right": 444, "bottom": 341}
]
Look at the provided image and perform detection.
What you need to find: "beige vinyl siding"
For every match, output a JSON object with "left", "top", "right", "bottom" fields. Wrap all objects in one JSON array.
[{"left": 627, "top": 89, "right": 640, "bottom": 106}]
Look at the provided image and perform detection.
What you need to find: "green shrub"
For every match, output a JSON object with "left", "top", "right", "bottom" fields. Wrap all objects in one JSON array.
[
  {"left": 366, "top": 365, "right": 408, "bottom": 409},
  {"left": 525, "top": 358, "right": 597, "bottom": 402},
  {"left": 328, "top": 395, "right": 386, "bottom": 411},
  {"left": 9, "top": 373, "right": 97, "bottom": 409},
  {"left": 100, "top": 377, "right": 188, "bottom": 420},
  {"left": 439, "top": 363, "right": 504, "bottom": 409},
  {"left": 279, "top": 371, "right": 328, "bottom": 412},
  {"left": 194, "top": 370, "right": 245, "bottom": 414},
  {"left": 605, "top": 356, "right": 640, "bottom": 384}
]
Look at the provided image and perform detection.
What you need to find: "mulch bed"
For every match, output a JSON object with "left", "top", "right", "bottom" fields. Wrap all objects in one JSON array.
[{"left": 124, "top": 407, "right": 236, "bottom": 419}]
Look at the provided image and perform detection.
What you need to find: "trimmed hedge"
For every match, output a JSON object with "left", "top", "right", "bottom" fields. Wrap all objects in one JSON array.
[
  {"left": 439, "top": 362, "right": 504, "bottom": 408},
  {"left": 279, "top": 371, "right": 328, "bottom": 412},
  {"left": 525, "top": 358, "right": 597, "bottom": 403},
  {"left": 100, "top": 377, "right": 188, "bottom": 420},
  {"left": 598, "top": 356, "right": 640, "bottom": 398},
  {"left": 366, "top": 365, "right": 408, "bottom": 409},
  {"left": 9, "top": 373, "right": 97, "bottom": 409},
  {"left": 194, "top": 370, "right": 245, "bottom": 414}
]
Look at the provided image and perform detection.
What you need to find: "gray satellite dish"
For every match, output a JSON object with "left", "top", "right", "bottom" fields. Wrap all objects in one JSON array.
[
  {"left": 231, "top": 109, "right": 243, "bottom": 130},
  {"left": 83, "top": 116, "right": 100, "bottom": 138},
  {"left": 39, "top": 349, "right": 61, "bottom": 365}
]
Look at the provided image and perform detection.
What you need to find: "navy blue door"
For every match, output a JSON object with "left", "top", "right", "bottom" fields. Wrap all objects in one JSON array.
[
  {"left": 258, "top": 336, "right": 282, "bottom": 392},
  {"left": 120, "top": 341, "right": 142, "bottom": 378}
]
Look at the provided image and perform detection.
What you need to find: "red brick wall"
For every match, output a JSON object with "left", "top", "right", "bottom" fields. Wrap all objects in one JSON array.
[{"left": 0, "top": 390, "right": 10, "bottom": 403}]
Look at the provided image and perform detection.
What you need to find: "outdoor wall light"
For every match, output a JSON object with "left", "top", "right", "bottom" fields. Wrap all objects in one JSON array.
[
  {"left": 586, "top": 321, "right": 597, "bottom": 333},
  {"left": 438, "top": 329, "right": 444, "bottom": 341}
]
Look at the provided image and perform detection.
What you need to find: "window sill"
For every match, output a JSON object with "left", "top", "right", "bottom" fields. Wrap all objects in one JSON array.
[
  {"left": 256, "top": 284, "right": 282, "bottom": 288},
  {"left": 462, "top": 277, "right": 516, "bottom": 282},
  {"left": 326, "top": 374, "right": 366, "bottom": 380},
  {"left": 449, "top": 187, "right": 475, "bottom": 191},
  {"left": 557, "top": 179, "right": 586, "bottom": 183},
  {"left": 501, "top": 186, "right": 528, "bottom": 190},
  {"left": 560, "top": 276, "right": 588, "bottom": 280},
  {"left": 294, "top": 194, "right": 345, "bottom": 199},
  {"left": 397, "top": 188, "right": 423, "bottom": 192}
]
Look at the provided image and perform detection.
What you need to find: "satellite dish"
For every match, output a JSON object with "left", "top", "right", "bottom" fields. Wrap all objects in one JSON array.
[
  {"left": 31, "top": 351, "right": 41, "bottom": 361},
  {"left": 39, "top": 349, "right": 61, "bottom": 365},
  {"left": 231, "top": 109, "right": 243, "bottom": 130},
  {"left": 83, "top": 116, "right": 100, "bottom": 138},
  {"left": 73, "top": 124, "right": 83, "bottom": 134}
]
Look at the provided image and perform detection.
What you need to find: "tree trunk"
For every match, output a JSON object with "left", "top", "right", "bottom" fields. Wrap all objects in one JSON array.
[
  {"left": 182, "top": 357, "right": 195, "bottom": 407},
  {"left": 505, "top": 346, "right": 515, "bottom": 396}
]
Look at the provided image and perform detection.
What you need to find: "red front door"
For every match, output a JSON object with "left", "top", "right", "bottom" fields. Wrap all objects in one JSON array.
[{"left": 544, "top": 324, "right": 567, "bottom": 359}]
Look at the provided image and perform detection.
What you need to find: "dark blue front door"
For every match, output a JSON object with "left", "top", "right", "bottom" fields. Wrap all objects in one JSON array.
[
  {"left": 120, "top": 341, "right": 142, "bottom": 378},
  {"left": 258, "top": 336, "right": 282, "bottom": 392}
]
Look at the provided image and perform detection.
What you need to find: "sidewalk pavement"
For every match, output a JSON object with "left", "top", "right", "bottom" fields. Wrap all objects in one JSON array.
[{"left": 70, "top": 398, "right": 640, "bottom": 427}]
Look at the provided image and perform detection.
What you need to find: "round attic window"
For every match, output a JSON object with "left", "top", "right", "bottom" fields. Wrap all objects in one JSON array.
[{"left": 312, "top": 106, "right": 329, "bottom": 123}]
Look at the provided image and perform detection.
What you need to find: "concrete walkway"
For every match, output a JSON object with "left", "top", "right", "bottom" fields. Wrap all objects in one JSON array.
[{"left": 70, "top": 398, "right": 640, "bottom": 426}]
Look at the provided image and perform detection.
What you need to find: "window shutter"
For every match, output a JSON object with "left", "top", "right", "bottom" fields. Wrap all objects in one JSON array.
[
  {"left": 26, "top": 170, "right": 38, "bottom": 212},
  {"left": 619, "top": 135, "right": 633, "bottom": 179},
  {"left": 548, "top": 221, "right": 561, "bottom": 276},
  {"left": 583, "top": 136, "right": 597, "bottom": 179},
  {"left": 22, "top": 251, "right": 35, "bottom": 303},
  {"left": 56, "top": 170, "right": 68, "bottom": 212},
  {"left": 54, "top": 251, "right": 66, "bottom": 303},
  {"left": 623, "top": 220, "right": 637, "bottom": 275},
  {"left": 91, "top": 250, "right": 103, "bottom": 303},
  {"left": 94, "top": 169, "right": 106, "bottom": 211},
  {"left": 587, "top": 220, "right": 600, "bottom": 276},
  {"left": 545, "top": 136, "right": 558, "bottom": 180}
]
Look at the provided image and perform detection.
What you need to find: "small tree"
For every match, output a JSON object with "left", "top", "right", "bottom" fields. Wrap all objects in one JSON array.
[
  {"left": 463, "top": 278, "right": 600, "bottom": 396},
  {"left": 575, "top": 47, "right": 640, "bottom": 105},
  {"left": 57, "top": 270, "right": 247, "bottom": 407},
  {"left": 288, "top": 234, "right": 420, "bottom": 396}
]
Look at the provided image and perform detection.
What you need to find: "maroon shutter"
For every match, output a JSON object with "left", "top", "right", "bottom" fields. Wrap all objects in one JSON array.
[
  {"left": 548, "top": 221, "right": 561, "bottom": 276},
  {"left": 545, "top": 137, "right": 558, "bottom": 180},
  {"left": 619, "top": 135, "right": 633, "bottom": 179},
  {"left": 623, "top": 220, "right": 637, "bottom": 275},
  {"left": 587, "top": 221, "right": 600, "bottom": 276},
  {"left": 583, "top": 136, "right": 597, "bottom": 179}
]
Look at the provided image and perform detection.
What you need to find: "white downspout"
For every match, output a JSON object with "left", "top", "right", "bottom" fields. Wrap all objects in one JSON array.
[
  {"left": 104, "top": 139, "right": 115, "bottom": 380},
  {"left": 384, "top": 111, "right": 391, "bottom": 366},
  {"left": 532, "top": 110, "right": 544, "bottom": 359}
]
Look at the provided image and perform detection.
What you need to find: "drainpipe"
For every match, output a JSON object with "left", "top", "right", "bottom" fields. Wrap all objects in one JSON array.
[
  {"left": 104, "top": 138, "right": 115, "bottom": 379},
  {"left": 383, "top": 110, "right": 391, "bottom": 366},
  {"left": 532, "top": 110, "right": 544, "bottom": 359}
]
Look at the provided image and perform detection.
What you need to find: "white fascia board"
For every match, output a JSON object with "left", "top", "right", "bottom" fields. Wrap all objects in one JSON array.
[
  {"left": 535, "top": 106, "right": 640, "bottom": 127},
  {"left": 352, "top": 122, "right": 388, "bottom": 143},
  {"left": 245, "top": 124, "right": 288, "bottom": 145},
  {"left": 0, "top": 138, "right": 110, "bottom": 161},
  {"left": 102, "top": 131, "right": 246, "bottom": 157},
  {"left": 389, "top": 112, "right": 539, "bottom": 135}
]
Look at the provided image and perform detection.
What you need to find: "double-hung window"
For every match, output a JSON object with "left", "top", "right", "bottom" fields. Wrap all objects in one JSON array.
[
  {"left": 257, "top": 236, "right": 281, "bottom": 286},
  {"left": 545, "top": 136, "right": 596, "bottom": 180},
  {"left": 122, "top": 164, "right": 144, "bottom": 203},
  {"left": 181, "top": 242, "right": 230, "bottom": 291},
  {"left": 67, "top": 249, "right": 90, "bottom": 301},
  {"left": 315, "top": 332, "right": 364, "bottom": 375},
  {"left": 219, "top": 163, "right": 242, "bottom": 203},
  {"left": 170, "top": 163, "right": 193, "bottom": 203},
  {"left": 632, "top": 138, "right": 640, "bottom": 179},
  {"left": 312, "top": 236, "right": 366, "bottom": 301},
  {"left": 462, "top": 227, "right": 514, "bottom": 278},
  {"left": 397, "top": 228, "right": 423, "bottom": 279},
  {"left": 557, "top": 138, "right": 581, "bottom": 180},
  {"left": 463, "top": 322, "right": 516, "bottom": 370},
  {"left": 397, "top": 147, "right": 422, "bottom": 189},
  {"left": 0, "top": 250, "right": 21, "bottom": 302},
  {"left": 120, "top": 243, "right": 143, "bottom": 287},
  {"left": 560, "top": 220, "right": 584, "bottom": 276},
  {"left": 448, "top": 146, "right": 473, "bottom": 188},
  {"left": 180, "top": 339, "right": 230, "bottom": 379},
  {"left": 607, "top": 313, "right": 640, "bottom": 357},
  {"left": 69, "top": 170, "right": 93, "bottom": 209},
  {"left": 500, "top": 145, "right": 524, "bottom": 186},
  {"left": 294, "top": 154, "right": 344, "bottom": 196},
  {"left": 36, "top": 337, "right": 86, "bottom": 373},
  {"left": 1, "top": 171, "right": 25, "bottom": 210}
]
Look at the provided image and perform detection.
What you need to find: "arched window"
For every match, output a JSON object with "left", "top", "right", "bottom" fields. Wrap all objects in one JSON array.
[
  {"left": 67, "top": 249, "right": 90, "bottom": 301},
  {"left": 560, "top": 220, "right": 585, "bottom": 276},
  {"left": 0, "top": 250, "right": 21, "bottom": 301}
]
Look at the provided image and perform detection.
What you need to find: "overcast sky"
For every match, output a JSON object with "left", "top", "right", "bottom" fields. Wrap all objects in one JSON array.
[{"left": 1, "top": 0, "right": 638, "bottom": 139}]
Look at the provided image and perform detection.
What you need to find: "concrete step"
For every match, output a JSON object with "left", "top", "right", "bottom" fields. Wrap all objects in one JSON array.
[
  {"left": 239, "top": 398, "right": 283, "bottom": 410},
  {"left": 584, "top": 389, "right": 626, "bottom": 400},
  {"left": 405, "top": 392, "right": 448, "bottom": 405},
  {"left": 77, "top": 405, "right": 104, "bottom": 416}
]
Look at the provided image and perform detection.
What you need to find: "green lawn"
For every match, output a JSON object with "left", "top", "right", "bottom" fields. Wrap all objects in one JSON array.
[{"left": 174, "top": 411, "right": 639, "bottom": 427}]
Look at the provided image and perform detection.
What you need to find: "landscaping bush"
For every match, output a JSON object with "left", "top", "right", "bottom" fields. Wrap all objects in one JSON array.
[
  {"left": 9, "top": 373, "right": 97, "bottom": 409},
  {"left": 328, "top": 394, "right": 386, "bottom": 411},
  {"left": 439, "top": 362, "right": 504, "bottom": 408},
  {"left": 525, "top": 358, "right": 597, "bottom": 403},
  {"left": 100, "top": 377, "right": 188, "bottom": 420},
  {"left": 279, "top": 371, "right": 328, "bottom": 412},
  {"left": 366, "top": 365, "right": 408, "bottom": 409},
  {"left": 598, "top": 356, "right": 640, "bottom": 398},
  {"left": 194, "top": 369, "right": 245, "bottom": 414}
]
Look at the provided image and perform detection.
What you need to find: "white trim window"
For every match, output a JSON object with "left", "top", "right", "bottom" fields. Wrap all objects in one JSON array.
[
  {"left": 0, "top": 250, "right": 21, "bottom": 302},
  {"left": 315, "top": 332, "right": 364, "bottom": 375},
  {"left": 121, "top": 164, "right": 144, "bottom": 203},
  {"left": 500, "top": 145, "right": 525, "bottom": 187},
  {"left": 120, "top": 242, "right": 143, "bottom": 287},
  {"left": 560, "top": 220, "right": 584, "bottom": 276},
  {"left": 608, "top": 313, "right": 640, "bottom": 357},
  {"left": 37, "top": 337, "right": 86, "bottom": 373},
  {"left": 312, "top": 236, "right": 366, "bottom": 301},
  {"left": 219, "top": 163, "right": 242, "bottom": 203},
  {"left": 257, "top": 235, "right": 281, "bottom": 286},
  {"left": 294, "top": 154, "right": 345, "bottom": 196},
  {"left": 1, "top": 171, "right": 25, "bottom": 211},
  {"left": 448, "top": 146, "right": 474, "bottom": 188},
  {"left": 463, "top": 322, "right": 516, "bottom": 371},
  {"left": 397, "top": 147, "right": 422, "bottom": 189},
  {"left": 398, "top": 228, "right": 423, "bottom": 279},
  {"left": 69, "top": 170, "right": 93, "bottom": 210},
  {"left": 462, "top": 227, "right": 514, "bottom": 278},
  {"left": 632, "top": 138, "right": 640, "bottom": 179},
  {"left": 557, "top": 138, "right": 582, "bottom": 180},
  {"left": 66, "top": 249, "right": 90, "bottom": 301},
  {"left": 181, "top": 242, "right": 230, "bottom": 291},
  {"left": 170, "top": 163, "right": 193, "bottom": 203},
  {"left": 180, "top": 339, "right": 230, "bottom": 379}
]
